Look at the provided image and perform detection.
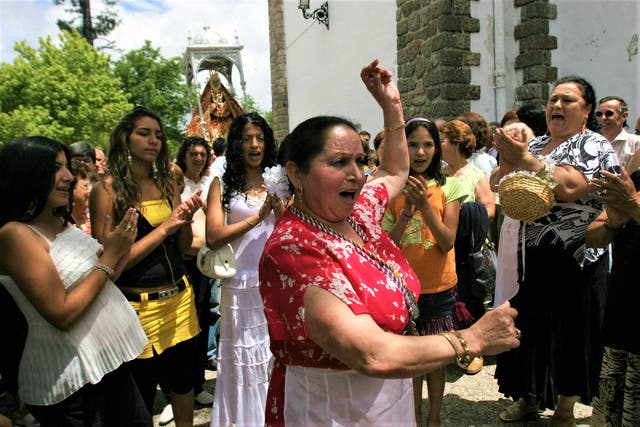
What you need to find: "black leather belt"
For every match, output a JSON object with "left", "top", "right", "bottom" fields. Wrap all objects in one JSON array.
[{"left": 123, "top": 276, "right": 188, "bottom": 302}]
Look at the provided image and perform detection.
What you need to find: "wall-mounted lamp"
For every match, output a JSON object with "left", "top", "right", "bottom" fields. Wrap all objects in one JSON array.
[{"left": 298, "top": 0, "right": 329, "bottom": 30}]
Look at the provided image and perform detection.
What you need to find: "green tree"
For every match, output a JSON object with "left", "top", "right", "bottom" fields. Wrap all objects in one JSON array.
[
  {"left": 54, "top": 0, "right": 120, "bottom": 47},
  {"left": 113, "top": 41, "right": 190, "bottom": 154},
  {"left": 239, "top": 92, "right": 272, "bottom": 127},
  {"left": 0, "top": 31, "right": 131, "bottom": 147}
]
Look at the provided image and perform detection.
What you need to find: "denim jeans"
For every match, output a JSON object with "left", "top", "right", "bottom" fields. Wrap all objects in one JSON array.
[{"left": 207, "top": 278, "right": 221, "bottom": 361}]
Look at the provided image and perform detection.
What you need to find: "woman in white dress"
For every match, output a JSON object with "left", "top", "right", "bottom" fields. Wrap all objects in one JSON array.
[
  {"left": 0, "top": 136, "right": 149, "bottom": 426},
  {"left": 205, "top": 113, "right": 284, "bottom": 426}
]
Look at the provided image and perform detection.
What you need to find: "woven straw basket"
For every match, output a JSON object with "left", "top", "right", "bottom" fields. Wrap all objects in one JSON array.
[{"left": 498, "top": 172, "right": 554, "bottom": 222}]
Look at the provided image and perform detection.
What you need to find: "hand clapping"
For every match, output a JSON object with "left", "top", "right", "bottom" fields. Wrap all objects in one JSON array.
[{"left": 102, "top": 208, "right": 138, "bottom": 260}]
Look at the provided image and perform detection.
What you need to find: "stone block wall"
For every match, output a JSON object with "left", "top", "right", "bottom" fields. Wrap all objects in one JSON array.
[
  {"left": 397, "top": 0, "right": 481, "bottom": 120},
  {"left": 268, "top": 0, "right": 290, "bottom": 142},
  {"left": 397, "top": 0, "right": 558, "bottom": 119},
  {"left": 514, "top": 0, "right": 557, "bottom": 105}
]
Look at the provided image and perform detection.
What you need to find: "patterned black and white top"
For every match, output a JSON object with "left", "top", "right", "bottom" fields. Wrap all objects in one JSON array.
[{"left": 523, "top": 129, "right": 620, "bottom": 266}]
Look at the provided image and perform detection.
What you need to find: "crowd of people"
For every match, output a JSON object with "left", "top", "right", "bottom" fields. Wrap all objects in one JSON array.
[{"left": 1, "top": 58, "right": 640, "bottom": 427}]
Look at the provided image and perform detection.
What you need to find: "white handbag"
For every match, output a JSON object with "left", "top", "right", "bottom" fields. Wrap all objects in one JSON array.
[{"left": 197, "top": 243, "right": 237, "bottom": 279}]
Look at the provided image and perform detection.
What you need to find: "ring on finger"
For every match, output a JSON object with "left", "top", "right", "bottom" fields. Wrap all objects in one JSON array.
[
  {"left": 515, "top": 328, "right": 522, "bottom": 340},
  {"left": 124, "top": 223, "right": 134, "bottom": 232}
]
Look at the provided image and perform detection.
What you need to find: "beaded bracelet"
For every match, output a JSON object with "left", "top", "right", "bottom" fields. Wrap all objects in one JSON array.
[
  {"left": 93, "top": 262, "right": 115, "bottom": 280},
  {"left": 441, "top": 330, "right": 474, "bottom": 370},
  {"left": 384, "top": 121, "right": 406, "bottom": 133}
]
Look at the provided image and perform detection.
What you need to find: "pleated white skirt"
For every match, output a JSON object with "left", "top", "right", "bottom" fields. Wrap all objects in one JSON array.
[{"left": 210, "top": 271, "right": 273, "bottom": 427}]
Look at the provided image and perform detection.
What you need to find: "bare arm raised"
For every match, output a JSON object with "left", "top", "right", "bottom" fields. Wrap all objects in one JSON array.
[{"left": 361, "top": 60, "right": 409, "bottom": 200}]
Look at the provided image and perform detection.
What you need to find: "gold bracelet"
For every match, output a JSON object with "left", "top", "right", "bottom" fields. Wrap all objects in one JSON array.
[
  {"left": 243, "top": 218, "right": 256, "bottom": 227},
  {"left": 449, "top": 330, "right": 473, "bottom": 370},
  {"left": 93, "top": 262, "right": 115, "bottom": 280},
  {"left": 440, "top": 329, "right": 473, "bottom": 371},
  {"left": 441, "top": 331, "right": 461, "bottom": 359},
  {"left": 384, "top": 121, "right": 406, "bottom": 133}
]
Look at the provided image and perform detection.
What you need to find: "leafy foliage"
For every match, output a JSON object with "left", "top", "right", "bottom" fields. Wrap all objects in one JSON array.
[
  {"left": 0, "top": 31, "right": 131, "bottom": 147},
  {"left": 0, "top": 30, "right": 272, "bottom": 154},
  {"left": 54, "top": 0, "right": 120, "bottom": 46},
  {"left": 112, "top": 41, "right": 190, "bottom": 154}
]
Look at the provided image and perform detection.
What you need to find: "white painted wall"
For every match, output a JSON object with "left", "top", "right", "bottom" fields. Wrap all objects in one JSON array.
[
  {"left": 284, "top": 0, "right": 397, "bottom": 135},
  {"left": 282, "top": 0, "right": 640, "bottom": 132},
  {"left": 550, "top": 0, "right": 640, "bottom": 126},
  {"left": 471, "top": 0, "right": 521, "bottom": 124},
  {"left": 470, "top": 0, "right": 640, "bottom": 125}
]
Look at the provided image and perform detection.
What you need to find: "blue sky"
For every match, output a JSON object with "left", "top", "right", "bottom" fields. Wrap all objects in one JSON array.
[{"left": 0, "top": 0, "right": 271, "bottom": 110}]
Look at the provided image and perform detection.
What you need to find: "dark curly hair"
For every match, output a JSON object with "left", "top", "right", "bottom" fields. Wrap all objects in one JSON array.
[
  {"left": 175, "top": 136, "right": 211, "bottom": 178},
  {"left": 221, "top": 113, "right": 277, "bottom": 212}
]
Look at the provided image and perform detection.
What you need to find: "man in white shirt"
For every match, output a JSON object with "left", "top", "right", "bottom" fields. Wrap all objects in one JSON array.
[
  {"left": 209, "top": 137, "right": 227, "bottom": 177},
  {"left": 179, "top": 138, "right": 213, "bottom": 202},
  {"left": 596, "top": 96, "right": 640, "bottom": 167}
]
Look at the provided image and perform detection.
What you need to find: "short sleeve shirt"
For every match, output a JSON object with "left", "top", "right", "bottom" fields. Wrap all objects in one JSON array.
[
  {"left": 382, "top": 177, "right": 465, "bottom": 294},
  {"left": 259, "top": 182, "right": 421, "bottom": 370},
  {"left": 525, "top": 129, "right": 619, "bottom": 265}
]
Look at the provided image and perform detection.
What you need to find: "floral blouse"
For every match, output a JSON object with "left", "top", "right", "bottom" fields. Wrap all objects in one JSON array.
[
  {"left": 259, "top": 182, "right": 421, "bottom": 424},
  {"left": 525, "top": 129, "right": 619, "bottom": 265}
]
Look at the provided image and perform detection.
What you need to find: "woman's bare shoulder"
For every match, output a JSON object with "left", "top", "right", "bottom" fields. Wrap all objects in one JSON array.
[{"left": 0, "top": 222, "right": 46, "bottom": 264}]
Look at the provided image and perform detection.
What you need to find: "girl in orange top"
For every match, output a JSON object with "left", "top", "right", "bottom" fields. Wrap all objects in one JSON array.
[{"left": 383, "top": 117, "right": 466, "bottom": 427}]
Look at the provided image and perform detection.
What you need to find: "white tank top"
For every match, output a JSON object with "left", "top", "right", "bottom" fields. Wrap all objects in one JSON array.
[{"left": 0, "top": 225, "right": 147, "bottom": 405}]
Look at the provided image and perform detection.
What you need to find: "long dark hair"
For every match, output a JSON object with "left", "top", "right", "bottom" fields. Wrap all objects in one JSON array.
[
  {"left": 0, "top": 136, "right": 73, "bottom": 227},
  {"left": 107, "top": 106, "right": 173, "bottom": 222},
  {"left": 405, "top": 117, "right": 446, "bottom": 186},
  {"left": 221, "top": 112, "right": 277, "bottom": 211},
  {"left": 554, "top": 75, "right": 598, "bottom": 132}
]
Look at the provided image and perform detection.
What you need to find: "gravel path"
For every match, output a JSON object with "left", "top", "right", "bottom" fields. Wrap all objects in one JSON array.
[{"left": 152, "top": 356, "right": 593, "bottom": 426}]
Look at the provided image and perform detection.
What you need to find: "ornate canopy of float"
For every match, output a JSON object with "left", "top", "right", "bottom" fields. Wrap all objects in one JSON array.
[{"left": 181, "top": 27, "right": 245, "bottom": 142}]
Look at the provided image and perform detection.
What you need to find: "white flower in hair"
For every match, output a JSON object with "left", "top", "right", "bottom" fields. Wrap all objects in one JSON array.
[{"left": 262, "top": 165, "right": 291, "bottom": 201}]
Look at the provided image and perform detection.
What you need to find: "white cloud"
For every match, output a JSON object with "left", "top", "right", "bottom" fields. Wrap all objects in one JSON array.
[{"left": 1, "top": 0, "right": 271, "bottom": 111}]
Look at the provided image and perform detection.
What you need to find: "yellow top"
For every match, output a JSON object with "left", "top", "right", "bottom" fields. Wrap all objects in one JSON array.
[{"left": 137, "top": 199, "right": 171, "bottom": 227}]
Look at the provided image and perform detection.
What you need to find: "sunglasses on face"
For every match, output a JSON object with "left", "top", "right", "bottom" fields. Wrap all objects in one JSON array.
[{"left": 595, "top": 110, "right": 616, "bottom": 118}]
